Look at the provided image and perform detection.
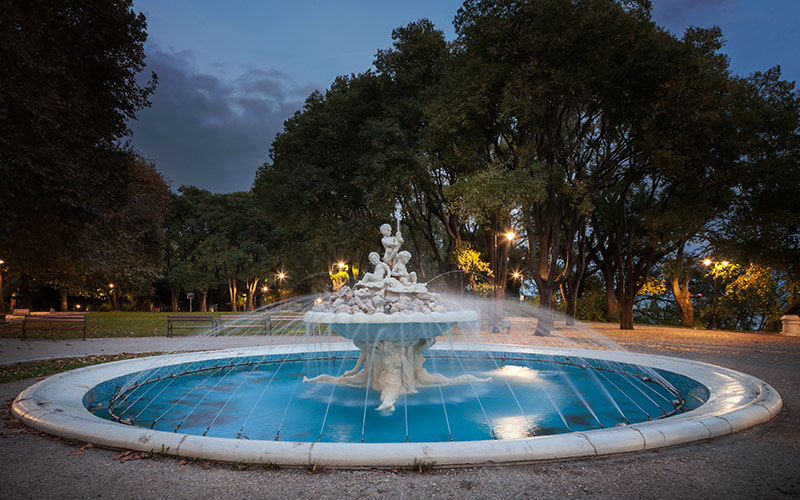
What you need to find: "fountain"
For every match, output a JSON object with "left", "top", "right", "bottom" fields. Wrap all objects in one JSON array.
[
  {"left": 303, "top": 223, "right": 489, "bottom": 411},
  {"left": 10, "top": 221, "right": 783, "bottom": 466}
]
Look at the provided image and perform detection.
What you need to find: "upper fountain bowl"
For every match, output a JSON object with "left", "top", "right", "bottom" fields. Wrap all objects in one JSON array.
[{"left": 304, "top": 310, "right": 479, "bottom": 342}]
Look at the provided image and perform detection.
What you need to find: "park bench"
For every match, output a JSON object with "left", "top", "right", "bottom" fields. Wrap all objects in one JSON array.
[
  {"left": 22, "top": 313, "right": 87, "bottom": 341},
  {"left": 166, "top": 315, "right": 216, "bottom": 337},
  {"left": 218, "top": 314, "right": 268, "bottom": 335},
  {"left": 480, "top": 314, "right": 511, "bottom": 334},
  {"left": 266, "top": 313, "right": 305, "bottom": 334}
]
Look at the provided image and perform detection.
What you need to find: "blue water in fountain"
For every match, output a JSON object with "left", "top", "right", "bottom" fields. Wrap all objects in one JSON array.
[{"left": 89, "top": 352, "right": 708, "bottom": 443}]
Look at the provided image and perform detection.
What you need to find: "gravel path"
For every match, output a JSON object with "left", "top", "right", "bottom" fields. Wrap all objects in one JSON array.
[{"left": 1, "top": 326, "right": 798, "bottom": 499}]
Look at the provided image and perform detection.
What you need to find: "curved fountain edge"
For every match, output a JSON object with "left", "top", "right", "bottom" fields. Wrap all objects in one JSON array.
[
  {"left": 303, "top": 310, "right": 479, "bottom": 323},
  {"left": 11, "top": 342, "right": 783, "bottom": 467}
]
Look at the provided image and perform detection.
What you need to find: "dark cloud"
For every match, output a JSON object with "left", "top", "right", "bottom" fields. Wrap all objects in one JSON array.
[{"left": 129, "top": 48, "right": 320, "bottom": 193}]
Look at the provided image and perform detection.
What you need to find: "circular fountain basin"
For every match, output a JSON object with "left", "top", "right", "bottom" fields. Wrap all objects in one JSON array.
[
  {"left": 11, "top": 343, "right": 782, "bottom": 467},
  {"left": 304, "top": 310, "right": 478, "bottom": 342}
]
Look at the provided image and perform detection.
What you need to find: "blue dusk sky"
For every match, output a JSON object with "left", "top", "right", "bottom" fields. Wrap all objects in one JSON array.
[{"left": 128, "top": 0, "right": 800, "bottom": 193}]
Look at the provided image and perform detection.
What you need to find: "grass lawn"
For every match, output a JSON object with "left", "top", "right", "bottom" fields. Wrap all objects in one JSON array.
[
  {"left": 0, "top": 352, "right": 162, "bottom": 383},
  {"left": 2, "top": 312, "right": 218, "bottom": 340},
  {"left": 0, "top": 311, "right": 307, "bottom": 340}
]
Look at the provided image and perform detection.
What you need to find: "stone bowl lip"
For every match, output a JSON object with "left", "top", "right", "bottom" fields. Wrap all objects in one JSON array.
[
  {"left": 11, "top": 342, "right": 782, "bottom": 468},
  {"left": 303, "top": 310, "right": 479, "bottom": 324}
]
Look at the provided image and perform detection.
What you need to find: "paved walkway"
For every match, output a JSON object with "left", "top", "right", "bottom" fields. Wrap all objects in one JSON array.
[{"left": 1, "top": 325, "right": 799, "bottom": 499}]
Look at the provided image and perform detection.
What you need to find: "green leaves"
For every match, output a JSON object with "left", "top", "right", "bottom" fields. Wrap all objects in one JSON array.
[{"left": 0, "top": 0, "right": 160, "bottom": 295}]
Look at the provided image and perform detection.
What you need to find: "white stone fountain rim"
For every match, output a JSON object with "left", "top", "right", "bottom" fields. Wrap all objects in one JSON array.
[
  {"left": 11, "top": 342, "right": 782, "bottom": 468},
  {"left": 303, "top": 310, "right": 479, "bottom": 323}
]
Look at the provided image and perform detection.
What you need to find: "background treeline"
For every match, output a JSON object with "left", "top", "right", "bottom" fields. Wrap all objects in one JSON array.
[{"left": 2, "top": 0, "right": 798, "bottom": 331}]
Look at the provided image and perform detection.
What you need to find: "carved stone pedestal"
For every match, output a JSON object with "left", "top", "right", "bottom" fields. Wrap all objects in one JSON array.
[{"left": 304, "top": 337, "right": 489, "bottom": 411}]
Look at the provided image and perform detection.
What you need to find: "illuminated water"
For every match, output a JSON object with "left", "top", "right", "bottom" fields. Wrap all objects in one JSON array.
[{"left": 89, "top": 352, "right": 707, "bottom": 443}]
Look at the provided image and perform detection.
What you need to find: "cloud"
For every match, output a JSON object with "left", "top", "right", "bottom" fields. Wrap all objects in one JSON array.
[{"left": 128, "top": 48, "right": 320, "bottom": 193}]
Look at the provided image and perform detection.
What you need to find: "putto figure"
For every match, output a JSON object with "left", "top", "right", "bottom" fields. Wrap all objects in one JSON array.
[
  {"left": 357, "top": 252, "right": 391, "bottom": 289},
  {"left": 380, "top": 223, "right": 403, "bottom": 267}
]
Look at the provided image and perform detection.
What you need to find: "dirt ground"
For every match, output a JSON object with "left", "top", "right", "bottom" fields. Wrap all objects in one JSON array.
[{"left": 1, "top": 325, "right": 798, "bottom": 500}]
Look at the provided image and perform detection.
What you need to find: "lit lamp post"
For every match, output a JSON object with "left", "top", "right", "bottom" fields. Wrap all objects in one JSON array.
[
  {"left": 276, "top": 271, "right": 287, "bottom": 295},
  {"left": 703, "top": 258, "right": 729, "bottom": 329},
  {"left": 261, "top": 285, "right": 269, "bottom": 307},
  {"left": 0, "top": 259, "right": 5, "bottom": 315},
  {"left": 108, "top": 283, "right": 115, "bottom": 311},
  {"left": 511, "top": 271, "right": 524, "bottom": 302},
  {"left": 491, "top": 230, "right": 516, "bottom": 332}
]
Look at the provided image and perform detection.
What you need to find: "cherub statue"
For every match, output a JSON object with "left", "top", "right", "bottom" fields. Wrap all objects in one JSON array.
[
  {"left": 380, "top": 223, "right": 403, "bottom": 267},
  {"left": 355, "top": 251, "right": 391, "bottom": 289},
  {"left": 391, "top": 250, "right": 418, "bottom": 286}
]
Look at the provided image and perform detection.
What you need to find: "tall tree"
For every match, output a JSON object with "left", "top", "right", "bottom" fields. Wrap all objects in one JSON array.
[
  {"left": 450, "top": 0, "right": 711, "bottom": 331},
  {"left": 254, "top": 76, "right": 395, "bottom": 288},
  {"left": 0, "top": 0, "right": 157, "bottom": 304},
  {"left": 710, "top": 68, "right": 800, "bottom": 315}
]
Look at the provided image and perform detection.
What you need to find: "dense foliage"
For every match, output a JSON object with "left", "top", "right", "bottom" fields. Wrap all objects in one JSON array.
[
  {"left": 0, "top": 0, "right": 167, "bottom": 310},
  {"left": 252, "top": 0, "right": 798, "bottom": 330}
]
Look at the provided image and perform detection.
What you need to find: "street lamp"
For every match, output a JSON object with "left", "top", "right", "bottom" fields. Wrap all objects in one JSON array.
[
  {"left": 107, "top": 283, "right": 115, "bottom": 311},
  {"left": 703, "top": 258, "right": 730, "bottom": 329},
  {"left": 0, "top": 259, "right": 5, "bottom": 315},
  {"left": 491, "top": 230, "right": 516, "bottom": 333}
]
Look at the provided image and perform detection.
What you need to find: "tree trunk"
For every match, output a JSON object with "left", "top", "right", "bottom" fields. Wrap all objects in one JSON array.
[
  {"left": 20, "top": 273, "right": 33, "bottom": 310},
  {"left": 60, "top": 288, "right": 68, "bottom": 312},
  {"left": 669, "top": 242, "right": 694, "bottom": 327},
  {"left": 227, "top": 276, "right": 238, "bottom": 312},
  {"left": 170, "top": 284, "right": 180, "bottom": 312},
  {"left": 670, "top": 275, "right": 694, "bottom": 327},
  {"left": 0, "top": 271, "right": 4, "bottom": 314},
  {"left": 620, "top": 293, "right": 635, "bottom": 330},
  {"left": 411, "top": 232, "right": 426, "bottom": 279},
  {"left": 535, "top": 284, "right": 554, "bottom": 335},
  {"left": 599, "top": 263, "right": 619, "bottom": 318},
  {"left": 566, "top": 291, "right": 577, "bottom": 326},
  {"left": 201, "top": 290, "right": 208, "bottom": 312}
]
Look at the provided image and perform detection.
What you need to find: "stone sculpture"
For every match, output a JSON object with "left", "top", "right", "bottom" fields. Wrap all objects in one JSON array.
[{"left": 304, "top": 222, "right": 489, "bottom": 411}]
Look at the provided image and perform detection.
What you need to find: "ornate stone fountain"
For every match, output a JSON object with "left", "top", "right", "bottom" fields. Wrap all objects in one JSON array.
[{"left": 303, "top": 222, "right": 489, "bottom": 410}]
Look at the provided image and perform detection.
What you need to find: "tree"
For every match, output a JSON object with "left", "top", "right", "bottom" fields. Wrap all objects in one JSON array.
[
  {"left": 710, "top": 68, "right": 800, "bottom": 315},
  {"left": 0, "top": 0, "right": 157, "bottom": 305},
  {"left": 254, "top": 76, "right": 395, "bottom": 289},
  {"left": 586, "top": 25, "right": 742, "bottom": 329},
  {"left": 449, "top": 0, "right": 729, "bottom": 331},
  {"left": 372, "top": 20, "right": 480, "bottom": 284}
]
